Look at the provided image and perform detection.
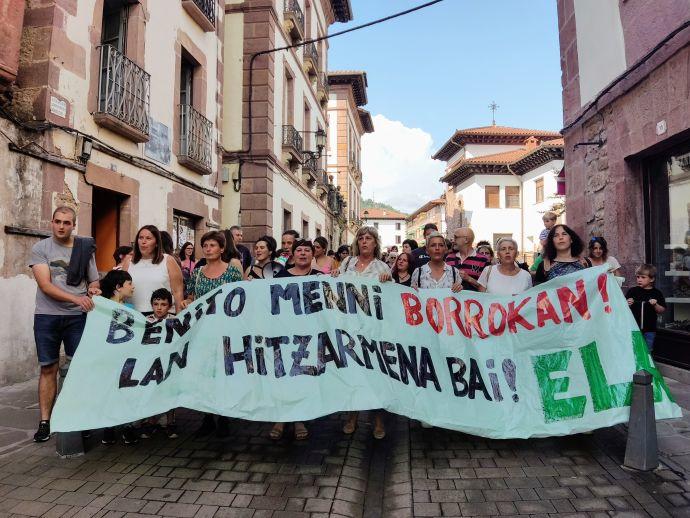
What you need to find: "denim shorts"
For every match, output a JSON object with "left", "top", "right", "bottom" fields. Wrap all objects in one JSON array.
[
  {"left": 643, "top": 331, "right": 656, "bottom": 352},
  {"left": 34, "top": 314, "right": 87, "bottom": 366}
]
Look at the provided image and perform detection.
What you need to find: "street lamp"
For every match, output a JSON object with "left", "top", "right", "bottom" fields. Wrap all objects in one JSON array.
[{"left": 304, "top": 128, "right": 327, "bottom": 160}]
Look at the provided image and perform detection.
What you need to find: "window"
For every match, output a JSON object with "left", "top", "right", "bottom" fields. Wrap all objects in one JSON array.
[
  {"left": 283, "top": 209, "right": 292, "bottom": 234},
  {"left": 284, "top": 71, "right": 294, "bottom": 125},
  {"left": 535, "top": 178, "right": 544, "bottom": 203},
  {"left": 505, "top": 186, "right": 520, "bottom": 208},
  {"left": 396, "top": 222, "right": 401, "bottom": 231},
  {"left": 485, "top": 186, "right": 500, "bottom": 208},
  {"left": 173, "top": 211, "right": 197, "bottom": 251},
  {"left": 395, "top": 235, "right": 401, "bottom": 244},
  {"left": 101, "top": 0, "right": 127, "bottom": 53},
  {"left": 302, "top": 219, "right": 309, "bottom": 239},
  {"left": 180, "top": 54, "right": 195, "bottom": 107},
  {"left": 374, "top": 222, "right": 379, "bottom": 229},
  {"left": 647, "top": 148, "right": 690, "bottom": 341},
  {"left": 493, "top": 233, "right": 512, "bottom": 246}
]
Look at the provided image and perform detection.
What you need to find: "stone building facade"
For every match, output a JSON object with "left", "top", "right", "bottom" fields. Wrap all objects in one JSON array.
[
  {"left": 557, "top": 0, "right": 690, "bottom": 364},
  {"left": 221, "top": 0, "right": 353, "bottom": 247},
  {"left": 0, "top": 0, "right": 225, "bottom": 384}
]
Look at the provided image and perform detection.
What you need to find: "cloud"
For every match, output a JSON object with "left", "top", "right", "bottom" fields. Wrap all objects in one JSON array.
[{"left": 361, "top": 114, "right": 445, "bottom": 214}]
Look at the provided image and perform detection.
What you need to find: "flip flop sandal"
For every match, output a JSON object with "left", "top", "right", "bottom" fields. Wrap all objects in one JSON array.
[
  {"left": 294, "top": 424, "right": 309, "bottom": 441},
  {"left": 269, "top": 424, "right": 284, "bottom": 440},
  {"left": 342, "top": 420, "right": 357, "bottom": 435}
]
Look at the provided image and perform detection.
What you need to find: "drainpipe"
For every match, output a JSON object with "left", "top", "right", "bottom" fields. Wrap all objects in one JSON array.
[{"left": 506, "top": 163, "right": 525, "bottom": 262}]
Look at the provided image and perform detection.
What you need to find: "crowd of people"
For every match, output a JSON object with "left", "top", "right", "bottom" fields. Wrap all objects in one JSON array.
[{"left": 28, "top": 206, "right": 666, "bottom": 444}]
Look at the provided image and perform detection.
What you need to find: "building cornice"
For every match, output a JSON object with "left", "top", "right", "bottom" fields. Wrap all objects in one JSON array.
[
  {"left": 328, "top": 71, "right": 368, "bottom": 106},
  {"left": 441, "top": 143, "right": 564, "bottom": 186}
]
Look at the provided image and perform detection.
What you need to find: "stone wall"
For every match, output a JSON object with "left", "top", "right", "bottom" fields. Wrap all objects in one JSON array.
[{"left": 560, "top": 21, "right": 690, "bottom": 282}]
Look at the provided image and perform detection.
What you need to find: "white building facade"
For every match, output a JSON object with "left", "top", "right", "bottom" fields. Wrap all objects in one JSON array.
[
  {"left": 361, "top": 208, "right": 407, "bottom": 249},
  {"left": 434, "top": 126, "right": 565, "bottom": 261}
]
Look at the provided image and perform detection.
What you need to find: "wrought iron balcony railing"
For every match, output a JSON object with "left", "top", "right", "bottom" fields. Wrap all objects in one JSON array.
[
  {"left": 302, "top": 153, "right": 317, "bottom": 173},
  {"left": 317, "top": 73, "right": 329, "bottom": 98},
  {"left": 191, "top": 0, "right": 214, "bottom": 24},
  {"left": 181, "top": 0, "right": 215, "bottom": 31},
  {"left": 304, "top": 42, "right": 318, "bottom": 68},
  {"left": 96, "top": 45, "right": 150, "bottom": 141},
  {"left": 284, "top": 0, "right": 305, "bottom": 41},
  {"left": 179, "top": 104, "right": 213, "bottom": 174},
  {"left": 282, "top": 125, "right": 303, "bottom": 154}
]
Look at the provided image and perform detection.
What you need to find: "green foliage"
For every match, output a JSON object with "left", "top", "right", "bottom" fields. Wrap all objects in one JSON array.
[{"left": 361, "top": 198, "right": 403, "bottom": 213}]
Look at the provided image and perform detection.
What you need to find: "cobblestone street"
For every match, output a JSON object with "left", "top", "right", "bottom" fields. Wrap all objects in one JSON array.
[{"left": 3, "top": 380, "right": 690, "bottom": 517}]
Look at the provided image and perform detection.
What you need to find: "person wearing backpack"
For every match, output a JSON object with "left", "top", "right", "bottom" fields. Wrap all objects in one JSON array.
[{"left": 411, "top": 232, "right": 463, "bottom": 292}]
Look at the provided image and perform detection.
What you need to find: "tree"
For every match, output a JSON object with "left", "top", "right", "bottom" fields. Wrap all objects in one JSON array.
[{"left": 361, "top": 198, "right": 403, "bottom": 213}]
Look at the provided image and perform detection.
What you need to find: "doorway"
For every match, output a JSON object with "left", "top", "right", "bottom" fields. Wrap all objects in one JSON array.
[{"left": 92, "top": 187, "right": 125, "bottom": 271}]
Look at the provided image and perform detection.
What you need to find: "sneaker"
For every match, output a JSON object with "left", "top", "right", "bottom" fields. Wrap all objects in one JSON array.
[
  {"left": 195, "top": 414, "right": 215, "bottom": 437},
  {"left": 102, "top": 427, "right": 117, "bottom": 445},
  {"left": 139, "top": 424, "right": 156, "bottom": 439},
  {"left": 216, "top": 416, "right": 229, "bottom": 438},
  {"left": 162, "top": 424, "right": 178, "bottom": 439},
  {"left": 121, "top": 427, "right": 139, "bottom": 445},
  {"left": 33, "top": 420, "right": 51, "bottom": 442}
]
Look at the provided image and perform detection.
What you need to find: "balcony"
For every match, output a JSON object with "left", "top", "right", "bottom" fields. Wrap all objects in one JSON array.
[
  {"left": 182, "top": 0, "right": 215, "bottom": 32},
  {"left": 316, "top": 169, "right": 329, "bottom": 199},
  {"left": 282, "top": 124, "right": 303, "bottom": 167},
  {"left": 95, "top": 45, "right": 150, "bottom": 142},
  {"left": 301, "top": 153, "right": 318, "bottom": 188},
  {"left": 303, "top": 42, "right": 318, "bottom": 77},
  {"left": 317, "top": 73, "right": 329, "bottom": 107},
  {"left": 179, "top": 104, "right": 213, "bottom": 175},
  {"left": 283, "top": 0, "right": 305, "bottom": 42}
]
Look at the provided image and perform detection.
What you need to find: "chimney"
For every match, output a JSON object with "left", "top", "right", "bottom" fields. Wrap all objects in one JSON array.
[{"left": 524, "top": 136, "right": 539, "bottom": 151}]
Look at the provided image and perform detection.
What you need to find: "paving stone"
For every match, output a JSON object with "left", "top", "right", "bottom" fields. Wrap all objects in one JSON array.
[
  {"left": 157, "top": 503, "right": 200, "bottom": 518},
  {"left": 591, "top": 484, "right": 630, "bottom": 498},
  {"left": 458, "top": 502, "right": 498, "bottom": 515},
  {"left": 426, "top": 487, "right": 466, "bottom": 504},
  {"left": 143, "top": 488, "right": 184, "bottom": 502},
  {"left": 104, "top": 499, "right": 146, "bottom": 513},
  {"left": 482, "top": 488, "right": 520, "bottom": 502},
  {"left": 412, "top": 502, "right": 440, "bottom": 517},
  {"left": 248, "top": 496, "right": 287, "bottom": 510},
  {"left": 304, "top": 498, "right": 332, "bottom": 513},
  {"left": 572, "top": 497, "right": 614, "bottom": 511},
  {"left": 194, "top": 492, "right": 235, "bottom": 506},
  {"left": 9, "top": 501, "right": 56, "bottom": 517}
]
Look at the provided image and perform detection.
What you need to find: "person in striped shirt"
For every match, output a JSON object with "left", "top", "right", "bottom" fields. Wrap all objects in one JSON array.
[{"left": 445, "top": 227, "right": 489, "bottom": 291}]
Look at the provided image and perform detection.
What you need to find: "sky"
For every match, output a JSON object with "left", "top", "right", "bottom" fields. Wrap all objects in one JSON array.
[{"left": 328, "top": 0, "right": 564, "bottom": 213}]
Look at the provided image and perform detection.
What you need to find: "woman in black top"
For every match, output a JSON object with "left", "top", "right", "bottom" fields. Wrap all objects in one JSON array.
[
  {"left": 246, "top": 235, "right": 284, "bottom": 280},
  {"left": 392, "top": 252, "right": 414, "bottom": 287},
  {"left": 271, "top": 240, "right": 320, "bottom": 441},
  {"left": 534, "top": 224, "right": 590, "bottom": 284}
]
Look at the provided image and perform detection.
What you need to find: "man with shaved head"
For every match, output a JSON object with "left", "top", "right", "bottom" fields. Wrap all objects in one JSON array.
[{"left": 445, "top": 226, "right": 489, "bottom": 291}]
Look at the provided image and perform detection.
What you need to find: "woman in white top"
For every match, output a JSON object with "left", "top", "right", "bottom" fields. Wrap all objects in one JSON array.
[
  {"left": 332, "top": 226, "right": 391, "bottom": 439},
  {"left": 411, "top": 232, "right": 463, "bottom": 291},
  {"left": 587, "top": 236, "right": 621, "bottom": 276},
  {"left": 478, "top": 237, "right": 532, "bottom": 296},
  {"left": 123, "top": 225, "right": 184, "bottom": 314},
  {"left": 335, "top": 227, "right": 391, "bottom": 282}
]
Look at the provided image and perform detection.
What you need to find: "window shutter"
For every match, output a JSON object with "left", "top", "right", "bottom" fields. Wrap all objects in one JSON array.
[
  {"left": 505, "top": 186, "right": 520, "bottom": 208},
  {"left": 485, "top": 186, "right": 500, "bottom": 208}
]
